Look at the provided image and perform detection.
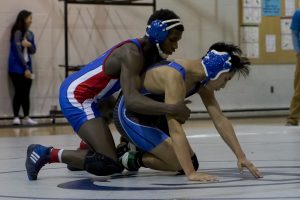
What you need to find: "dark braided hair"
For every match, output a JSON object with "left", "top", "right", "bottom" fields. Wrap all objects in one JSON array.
[
  {"left": 207, "top": 42, "right": 250, "bottom": 78},
  {"left": 147, "top": 9, "right": 184, "bottom": 32}
]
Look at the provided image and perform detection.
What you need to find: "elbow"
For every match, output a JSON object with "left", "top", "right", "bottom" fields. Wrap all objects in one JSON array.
[
  {"left": 123, "top": 92, "right": 145, "bottom": 112},
  {"left": 125, "top": 98, "right": 137, "bottom": 111}
]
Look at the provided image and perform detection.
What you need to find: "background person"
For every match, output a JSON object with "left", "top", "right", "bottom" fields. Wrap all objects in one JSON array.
[
  {"left": 286, "top": 8, "right": 300, "bottom": 126},
  {"left": 8, "top": 10, "right": 37, "bottom": 125}
]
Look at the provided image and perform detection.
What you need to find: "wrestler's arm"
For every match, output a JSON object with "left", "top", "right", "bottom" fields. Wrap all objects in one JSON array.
[
  {"left": 163, "top": 71, "right": 194, "bottom": 173},
  {"left": 158, "top": 69, "right": 217, "bottom": 181},
  {"left": 198, "top": 88, "right": 262, "bottom": 178},
  {"left": 119, "top": 44, "right": 190, "bottom": 121}
]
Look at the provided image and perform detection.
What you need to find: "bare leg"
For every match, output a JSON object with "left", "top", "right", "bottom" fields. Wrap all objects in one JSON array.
[
  {"left": 287, "top": 53, "right": 300, "bottom": 124},
  {"left": 77, "top": 117, "right": 117, "bottom": 160},
  {"left": 61, "top": 117, "right": 117, "bottom": 169},
  {"left": 142, "top": 138, "right": 193, "bottom": 171},
  {"left": 61, "top": 149, "right": 88, "bottom": 169}
]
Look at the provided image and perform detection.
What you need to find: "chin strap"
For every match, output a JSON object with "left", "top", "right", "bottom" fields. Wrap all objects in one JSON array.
[{"left": 156, "top": 43, "right": 168, "bottom": 59}]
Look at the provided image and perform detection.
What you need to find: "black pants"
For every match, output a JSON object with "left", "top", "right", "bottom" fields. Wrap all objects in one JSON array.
[{"left": 9, "top": 73, "right": 32, "bottom": 117}]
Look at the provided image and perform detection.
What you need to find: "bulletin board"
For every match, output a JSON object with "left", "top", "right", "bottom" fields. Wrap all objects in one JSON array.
[{"left": 239, "top": 0, "right": 298, "bottom": 64}]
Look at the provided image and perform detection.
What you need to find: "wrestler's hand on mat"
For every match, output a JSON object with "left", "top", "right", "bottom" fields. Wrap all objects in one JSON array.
[
  {"left": 237, "top": 157, "right": 263, "bottom": 178},
  {"left": 187, "top": 172, "right": 218, "bottom": 182},
  {"left": 171, "top": 100, "right": 191, "bottom": 124}
]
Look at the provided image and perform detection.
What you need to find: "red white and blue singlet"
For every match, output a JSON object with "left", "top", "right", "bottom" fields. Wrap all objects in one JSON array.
[{"left": 59, "top": 38, "right": 142, "bottom": 132}]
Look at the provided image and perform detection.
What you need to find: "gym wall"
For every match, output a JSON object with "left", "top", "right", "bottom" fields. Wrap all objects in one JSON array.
[{"left": 0, "top": 0, "right": 294, "bottom": 118}]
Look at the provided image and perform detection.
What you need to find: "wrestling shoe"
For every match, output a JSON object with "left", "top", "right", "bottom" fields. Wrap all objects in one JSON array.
[
  {"left": 116, "top": 141, "right": 131, "bottom": 159},
  {"left": 67, "top": 163, "right": 83, "bottom": 171},
  {"left": 25, "top": 144, "right": 51, "bottom": 180},
  {"left": 120, "top": 151, "right": 140, "bottom": 171},
  {"left": 116, "top": 138, "right": 139, "bottom": 159}
]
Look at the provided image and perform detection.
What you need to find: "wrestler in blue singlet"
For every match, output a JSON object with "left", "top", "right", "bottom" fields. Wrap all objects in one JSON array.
[
  {"left": 114, "top": 50, "right": 232, "bottom": 152},
  {"left": 114, "top": 61, "right": 202, "bottom": 152}
]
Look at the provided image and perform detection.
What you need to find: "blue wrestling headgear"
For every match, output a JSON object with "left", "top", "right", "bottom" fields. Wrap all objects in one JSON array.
[
  {"left": 146, "top": 19, "right": 181, "bottom": 44},
  {"left": 146, "top": 19, "right": 181, "bottom": 59},
  {"left": 201, "top": 50, "right": 232, "bottom": 85}
]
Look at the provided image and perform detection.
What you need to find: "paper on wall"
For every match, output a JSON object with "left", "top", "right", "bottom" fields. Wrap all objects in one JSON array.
[
  {"left": 280, "top": 18, "right": 292, "bottom": 33},
  {"left": 243, "top": 0, "right": 261, "bottom": 7},
  {"left": 240, "top": 26, "right": 259, "bottom": 43},
  {"left": 281, "top": 35, "right": 293, "bottom": 50},
  {"left": 266, "top": 34, "right": 276, "bottom": 52},
  {"left": 280, "top": 18, "right": 293, "bottom": 50},
  {"left": 242, "top": 43, "right": 259, "bottom": 58},
  {"left": 243, "top": 7, "right": 262, "bottom": 24},
  {"left": 285, "top": 0, "right": 295, "bottom": 16},
  {"left": 243, "top": 0, "right": 261, "bottom": 24}
]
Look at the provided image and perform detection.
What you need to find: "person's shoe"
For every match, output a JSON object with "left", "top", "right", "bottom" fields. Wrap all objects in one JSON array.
[
  {"left": 120, "top": 151, "right": 140, "bottom": 171},
  {"left": 25, "top": 144, "right": 51, "bottom": 180},
  {"left": 286, "top": 121, "right": 298, "bottom": 126},
  {"left": 12, "top": 117, "right": 21, "bottom": 125},
  {"left": 67, "top": 165, "right": 83, "bottom": 171},
  {"left": 24, "top": 117, "right": 38, "bottom": 125},
  {"left": 116, "top": 142, "right": 131, "bottom": 159},
  {"left": 116, "top": 140, "right": 139, "bottom": 159}
]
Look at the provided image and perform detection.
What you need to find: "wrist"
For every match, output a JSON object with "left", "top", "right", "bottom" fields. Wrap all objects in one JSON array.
[
  {"left": 183, "top": 166, "right": 195, "bottom": 177},
  {"left": 186, "top": 170, "right": 197, "bottom": 179},
  {"left": 165, "top": 104, "right": 176, "bottom": 115},
  {"left": 236, "top": 152, "right": 246, "bottom": 160}
]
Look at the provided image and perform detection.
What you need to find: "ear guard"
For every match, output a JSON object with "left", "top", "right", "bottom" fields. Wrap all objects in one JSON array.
[
  {"left": 146, "top": 19, "right": 181, "bottom": 44},
  {"left": 201, "top": 50, "right": 232, "bottom": 84}
]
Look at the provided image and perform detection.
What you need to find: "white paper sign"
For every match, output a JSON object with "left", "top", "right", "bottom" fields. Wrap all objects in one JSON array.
[
  {"left": 243, "top": 0, "right": 261, "bottom": 8},
  {"left": 281, "top": 18, "right": 292, "bottom": 33},
  {"left": 240, "top": 26, "right": 259, "bottom": 43},
  {"left": 243, "top": 8, "right": 261, "bottom": 24},
  {"left": 266, "top": 35, "right": 276, "bottom": 52},
  {"left": 241, "top": 43, "right": 259, "bottom": 58},
  {"left": 285, "top": 0, "right": 295, "bottom": 16},
  {"left": 281, "top": 34, "right": 293, "bottom": 50}
]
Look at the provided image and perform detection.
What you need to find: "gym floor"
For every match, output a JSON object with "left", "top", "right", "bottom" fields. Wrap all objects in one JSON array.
[{"left": 0, "top": 117, "right": 299, "bottom": 200}]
